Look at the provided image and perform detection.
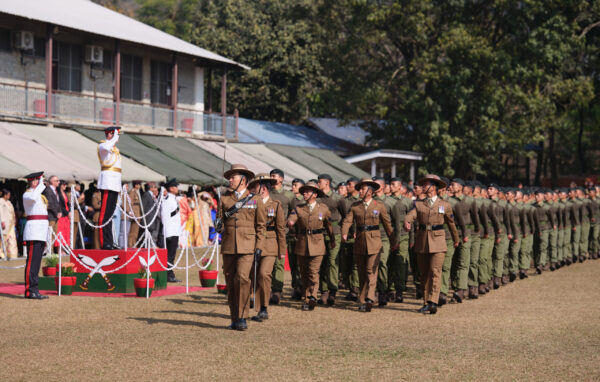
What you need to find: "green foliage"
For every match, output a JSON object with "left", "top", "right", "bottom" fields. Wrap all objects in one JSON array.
[
  {"left": 44, "top": 254, "right": 59, "bottom": 268},
  {"left": 137, "top": 266, "right": 151, "bottom": 278}
]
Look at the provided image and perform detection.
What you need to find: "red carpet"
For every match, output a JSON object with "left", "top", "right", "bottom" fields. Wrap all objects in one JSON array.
[{"left": 0, "top": 283, "right": 212, "bottom": 298}]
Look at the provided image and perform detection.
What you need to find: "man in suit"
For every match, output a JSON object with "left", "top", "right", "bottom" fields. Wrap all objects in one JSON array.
[
  {"left": 43, "top": 175, "right": 61, "bottom": 238},
  {"left": 342, "top": 177, "right": 395, "bottom": 312},
  {"left": 248, "top": 174, "right": 286, "bottom": 321},
  {"left": 287, "top": 181, "right": 335, "bottom": 311},
  {"left": 161, "top": 179, "right": 181, "bottom": 283},
  {"left": 141, "top": 182, "right": 161, "bottom": 246},
  {"left": 404, "top": 175, "right": 459, "bottom": 314},
  {"left": 219, "top": 164, "right": 267, "bottom": 331},
  {"left": 127, "top": 180, "right": 143, "bottom": 247}
]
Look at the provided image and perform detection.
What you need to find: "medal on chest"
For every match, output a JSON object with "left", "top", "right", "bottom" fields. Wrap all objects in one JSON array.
[
  {"left": 318, "top": 213, "right": 323, "bottom": 221},
  {"left": 373, "top": 209, "right": 379, "bottom": 217},
  {"left": 268, "top": 208, "right": 274, "bottom": 217},
  {"left": 438, "top": 205, "right": 445, "bottom": 214}
]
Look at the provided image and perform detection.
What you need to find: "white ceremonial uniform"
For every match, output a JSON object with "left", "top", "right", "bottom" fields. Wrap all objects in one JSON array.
[
  {"left": 23, "top": 181, "right": 49, "bottom": 242},
  {"left": 161, "top": 193, "right": 181, "bottom": 239},
  {"left": 97, "top": 131, "right": 122, "bottom": 192}
]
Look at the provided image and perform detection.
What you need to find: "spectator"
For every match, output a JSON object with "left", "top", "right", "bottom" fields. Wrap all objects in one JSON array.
[
  {"left": 43, "top": 175, "right": 62, "bottom": 238},
  {"left": 0, "top": 189, "right": 18, "bottom": 259},
  {"left": 142, "top": 182, "right": 161, "bottom": 247},
  {"left": 56, "top": 180, "right": 71, "bottom": 246}
]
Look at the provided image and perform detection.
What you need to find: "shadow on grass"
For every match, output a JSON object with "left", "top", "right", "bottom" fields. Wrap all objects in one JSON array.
[
  {"left": 0, "top": 293, "right": 25, "bottom": 299},
  {"left": 128, "top": 316, "right": 227, "bottom": 330},
  {"left": 156, "top": 309, "right": 230, "bottom": 319}
]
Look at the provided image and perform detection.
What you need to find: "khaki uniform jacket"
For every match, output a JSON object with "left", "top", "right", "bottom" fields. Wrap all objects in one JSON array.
[
  {"left": 127, "top": 189, "right": 142, "bottom": 220},
  {"left": 262, "top": 197, "right": 286, "bottom": 257},
  {"left": 219, "top": 190, "right": 267, "bottom": 255},
  {"left": 404, "top": 198, "right": 459, "bottom": 254},
  {"left": 288, "top": 202, "right": 333, "bottom": 256},
  {"left": 342, "top": 199, "right": 395, "bottom": 255}
]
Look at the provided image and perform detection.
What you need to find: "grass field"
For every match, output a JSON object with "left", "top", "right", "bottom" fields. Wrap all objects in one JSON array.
[{"left": 1, "top": 258, "right": 599, "bottom": 381}]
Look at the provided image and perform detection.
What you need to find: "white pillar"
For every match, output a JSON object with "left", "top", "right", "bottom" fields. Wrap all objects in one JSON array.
[
  {"left": 379, "top": 169, "right": 384, "bottom": 178},
  {"left": 410, "top": 162, "right": 415, "bottom": 182},
  {"left": 371, "top": 159, "right": 376, "bottom": 177},
  {"left": 194, "top": 67, "right": 205, "bottom": 111},
  {"left": 391, "top": 161, "right": 397, "bottom": 178}
]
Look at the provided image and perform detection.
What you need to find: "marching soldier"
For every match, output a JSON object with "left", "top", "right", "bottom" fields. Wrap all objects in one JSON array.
[
  {"left": 127, "top": 181, "right": 143, "bottom": 247},
  {"left": 506, "top": 189, "right": 522, "bottom": 282},
  {"left": 489, "top": 185, "right": 510, "bottom": 288},
  {"left": 316, "top": 174, "right": 347, "bottom": 306},
  {"left": 248, "top": 174, "right": 286, "bottom": 321},
  {"left": 438, "top": 178, "right": 458, "bottom": 306},
  {"left": 558, "top": 189, "right": 573, "bottom": 266},
  {"left": 518, "top": 190, "right": 534, "bottom": 279},
  {"left": 342, "top": 177, "right": 395, "bottom": 312},
  {"left": 545, "top": 190, "right": 559, "bottom": 270},
  {"left": 268, "top": 169, "right": 294, "bottom": 305},
  {"left": 569, "top": 188, "right": 581, "bottom": 263},
  {"left": 341, "top": 177, "right": 360, "bottom": 301},
  {"left": 22, "top": 172, "right": 49, "bottom": 299},
  {"left": 218, "top": 164, "right": 267, "bottom": 331},
  {"left": 97, "top": 126, "right": 122, "bottom": 250},
  {"left": 289, "top": 178, "right": 305, "bottom": 299},
  {"left": 372, "top": 176, "right": 396, "bottom": 306},
  {"left": 161, "top": 179, "right": 182, "bottom": 283},
  {"left": 388, "top": 178, "right": 412, "bottom": 303},
  {"left": 589, "top": 187, "right": 600, "bottom": 260},
  {"left": 287, "top": 181, "right": 335, "bottom": 311},
  {"left": 578, "top": 188, "right": 592, "bottom": 261},
  {"left": 404, "top": 175, "right": 459, "bottom": 314}
]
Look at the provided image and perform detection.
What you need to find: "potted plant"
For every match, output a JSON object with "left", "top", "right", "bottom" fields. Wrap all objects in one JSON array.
[
  {"left": 216, "top": 284, "right": 227, "bottom": 295},
  {"left": 54, "top": 263, "right": 77, "bottom": 295},
  {"left": 42, "top": 254, "right": 59, "bottom": 276},
  {"left": 199, "top": 258, "right": 218, "bottom": 287},
  {"left": 134, "top": 267, "right": 155, "bottom": 297}
]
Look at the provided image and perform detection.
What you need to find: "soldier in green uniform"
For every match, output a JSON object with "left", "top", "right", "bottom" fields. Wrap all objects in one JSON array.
[
  {"left": 489, "top": 184, "right": 510, "bottom": 289},
  {"left": 317, "top": 174, "right": 347, "bottom": 305},
  {"left": 477, "top": 185, "right": 497, "bottom": 294},
  {"left": 518, "top": 190, "right": 535, "bottom": 279},
  {"left": 506, "top": 189, "right": 522, "bottom": 282},
  {"left": 267, "top": 169, "right": 295, "bottom": 304},
  {"left": 289, "top": 178, "right": 306, "bottom": 298},
  {"left": 341, "top": 177, "right": 360, "bottom": 301},
  {"left": 463, "top": 182, "right": 482, "bottom": 298},
  {"left": 555, "top": 189, "right": 566, "bottom": 268},
  {"left": 569, "top": 188, "right": 582, "bottom": 263},
  {"left": 589, "top": 187, "right": 600, "bottom": 260},
  {"left": 371, "top": 176, "right": 396, "bottom": 306},
  {"left": 410, "top": 183, "right": 426, "bottom": 299},
  {"left": 578, "top": 188, "right": 592, "bottom": 262},
  {"left": 532, "top": 189, "right": 551, "bottom": 274},
  {"left": 438, "top": 178, "right": 456, "bottom": 305},
  {"left": 544, "top": 189, "right": 559, "bottom": 271},
  {"left": 388, "top": 178, "right": 412, "bottom": 303}
]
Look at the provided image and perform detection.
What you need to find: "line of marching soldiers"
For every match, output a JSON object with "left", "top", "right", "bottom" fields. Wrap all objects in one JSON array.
[{"left": 217, "top": 163, "right": 600, "bottom": 330}]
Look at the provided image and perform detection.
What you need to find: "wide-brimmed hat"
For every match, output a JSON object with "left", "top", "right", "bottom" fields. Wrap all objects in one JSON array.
[
  {"left": 355, "top": 177, "right": 381, "bottom": 191},
  {"left": 224, "top": 164, "right": 255, "bottom": 180},
  {"left": 248, "top": 173, "right": 277, "bottom": 189},
  {"left": 299, "top": 180, "right": 324, "bottom": 198},
  {"left": 417, "top": 174, "right": 447, "bottom": 189}
]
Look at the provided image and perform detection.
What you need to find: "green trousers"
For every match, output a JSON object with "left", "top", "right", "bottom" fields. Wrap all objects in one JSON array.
[
  {"left": 388, "top": 234, "right": 409, "bottom": 292},
  {"left": 376, "top": 239, "right": 391, "bottom": 293},
  {"left": 468, "top": 235, "right": 481, "bottom": 287},
  {"left": 453, "top": 239, "right": 471, "bottom": 290},
  {"left": 320, "top": 233, "right": 342, "bottom": 292},
  {"left": 572, "top": 227, "right": 581, "bottom": 258},
  {"left": 492, "top": 234, "right": 509, "bottom": 278},
  {"left": 548, "top": 228, "right": 558, "bottom": 263},
  {"left": 557, "top": 229, "right": 565, "bottom": 261},
  {"left": 441, "top": 239, "right": 456, "bottom": 295},
  {"left": 590, "top": 223, "right": 600, "bottom": 255},
  {"left": 580, "top": 222, "right": 590, "bottom": 257},
  {"left": 409, "top": 245, "right": 420, "bottom": 288},
  {"left": 508, "top": 235, "right": 521, "bottom": 274},
  {"left": 271, "top": 235, "right": 299, "bottom": 292},
  {"left": 562, "top": 228, "right": 572, "bottom": 260},
  {"left": 534, "top": 230, "right": 549, "bottom": 266},
  {"left": 339, "top": 240, "right": 359, "bottom": 289},
  {"left": 478, "top": 236, "right": 494, "bottom": 284},
  {"left": 519, "top": 234, "right": 533, "bottom": 271}
]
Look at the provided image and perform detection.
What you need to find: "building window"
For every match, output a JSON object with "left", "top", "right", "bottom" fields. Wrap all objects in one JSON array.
[
  {"left": 52, "top": 41, "right": 82, "bottom": 92},
  {"left": 150, "top": 60, "right": 172, "bottom": 105},
  {"left": 121, "top": 54, "right": 142, "bottom": 101},
  {"left": 0, "top": 28, "right": 10, "bottom": 51}
]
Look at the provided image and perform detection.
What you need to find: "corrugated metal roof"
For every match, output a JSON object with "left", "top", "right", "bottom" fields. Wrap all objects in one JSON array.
[
  {"left": 0, "top": 0, "right": 248, "bottom": 70},
  {"left": 309, "top": 117, "right": 369, "bottom": 145}
]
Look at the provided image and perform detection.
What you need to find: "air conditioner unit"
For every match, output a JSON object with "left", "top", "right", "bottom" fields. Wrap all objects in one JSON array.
[
  {"left": 85, "top": 45, "right": 103, "bottom": 64},
  {"left": 15, "top": 31, "right": 34, "bottom": 50}
]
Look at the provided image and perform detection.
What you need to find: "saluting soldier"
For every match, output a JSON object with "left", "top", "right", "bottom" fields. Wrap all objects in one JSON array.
[
  {"left": 248, "top": 174, "right": 286, "bottom": 321},
  {"left": 218, "top": 164, "right": 267, "bottom": 331},
  {"left": 342, "top": 177, "right": 395, "bottom": 312},
  {"left": 97, "top": 126, "right": 122, "bottom": 250},
  {"left": 316, "top": 174, "right": 347, "bottom": 306},
  {"left": 287, "top": 181, "right": 335, "bottom": 311},
  {"left": 22, "top": 172, "right": 50, "bottom": 299},
  {"left": 127, "top": 180, "right": 143, "bottom": 247},
  {"left": 404, "top": 175, "right": 459, "bottom": 314},
  {"left": 161, "top": 179, "right": 181, "bottom": 283},
  {"left": 268, "top": 169, "right": 294, "bottom": 305}
]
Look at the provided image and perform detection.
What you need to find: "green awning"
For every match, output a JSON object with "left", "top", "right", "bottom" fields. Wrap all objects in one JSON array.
[
  {"left": 267, "top": 144, "right": 352, "bottom": 184},
  {"left": 74, "top": 129, "right": 216, "bottom": 184},
  {"left": 130, "top": 135, "right": 229, "bottom": 183},
  {"left": 301, "top": 147, "right": 370, "bottom": 180}
]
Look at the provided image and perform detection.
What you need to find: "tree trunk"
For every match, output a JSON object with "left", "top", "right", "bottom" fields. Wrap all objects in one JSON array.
[
  {"left": 578, "top": 106, "right": 586, "bottom": 174},
  {"left": 534, "top": 140, "right": 544, "bottom": 186}
]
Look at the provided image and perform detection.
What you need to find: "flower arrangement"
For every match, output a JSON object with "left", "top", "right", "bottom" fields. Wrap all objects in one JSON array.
[
  {"left": 44, "top": 253, "right": 59, "bottom": 268},
  {"left": 137, "top": 266, "right": 151, "bottom": 279},
  {"left": 60, "top": 263, "right": 76, "bottom": 276},
  {"left": 201, "top": 257, "right": 214, "bottom": 271}
]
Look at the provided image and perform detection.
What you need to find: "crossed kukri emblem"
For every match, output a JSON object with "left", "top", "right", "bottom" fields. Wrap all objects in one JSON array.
[{"left": 78, "top": 255, "right": 120, "bottom": 291}]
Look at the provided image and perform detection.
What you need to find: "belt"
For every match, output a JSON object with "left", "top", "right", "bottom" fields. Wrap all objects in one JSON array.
[
  {"left": 27, "top": 215, "right": 48, "bottom": 221},
  {"left": 419, "top": 224, "right": 444, "bottom": 231},
  {"left": 300, "top": 228, "right": 324, "bottom": 235},
  {"left": 101, "top": 166, "right": 122, "bottom": 173},
  {"left": 266, "top": 226, "right": 276, "bottom": 232},
  {"left": 357, "top": 225, "right": 379, "bottom": 232}
]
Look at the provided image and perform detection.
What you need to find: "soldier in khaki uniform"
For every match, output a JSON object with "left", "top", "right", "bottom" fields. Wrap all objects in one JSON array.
[
  {"left": 342, "top": 178, "right": 395, "bottom": 312},
  {"left": 588, "top": 187, "right": 600, "bottom": 260},
  {"left": 218, "top": 164, "right": 267, "bottom": 331},
  {"left": 127, "top": 181, "right": 143, "bottom": 247},
  {"left": 288, "top": 181, "right": 335, "bottom": 311},
  {"left": 404, "top": 175, "right": 459, "bottom": 314},
  {"left": 248, "top": 174, "right": 286, "bottom": 321}
]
